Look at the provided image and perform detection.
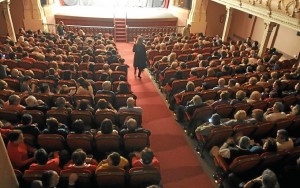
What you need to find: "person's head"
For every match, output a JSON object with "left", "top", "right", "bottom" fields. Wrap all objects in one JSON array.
[
  {"left": 102, "top": 81, "right": 111, "bottom": 91},
  {"left": 228, "top": 79, "right": 237, "bottom": 87},
  {"left": 290, "top": 104, "right": 300, "bottom": 116},
  {"left": 96, "top": 99, "right": 109, "bottom": 109},
  {"left": 141, "top": 147, "right": 154, "bottom": 165},
  {"left": 218, "top": 78, "right": 225, "bottom": 87},
  {"left": 235, "top": 90, "right": 246, "bottom": 101},
  {"left": 78, "top": 99, "right": 90, "bottom": 110},
  {"left": 107, "top": 152, "right": 121, "bottom": 166},
  {"left": 249, "top": 91, "right": 262, "bottom": 101},
  {"left": 0, "top": 80, "right": 8, "bottom": 90},
  {"left": 251, "top": 109, "right": 265, "bottom": 122},
  {"left": 126, "top": 97, "right": 136, "bottom": 108},
  {"left": 46, "top": 117, "right": 59, "bottom": 132},
  {"left": 41, "top": 170, "right": 60, "bottom": 188},
  {"left": 220, "top": 91, "right": 230, "bottom": 101},
  {"left": 21, "top": 113, "right": 32, "bottom": 125},
  {"left": 55, "top": 97, "right": 66, "bottom": 107},
  {"left": 71, "top": 149, "right": 87, "bottom": 166},
  {"left": 234, "top": 110, "right": 247, "bottom": 121},
  {"left": 263, "top": 138, "right": 277, "bottom": 152},
  {"left": 238, "top": 136, "right": 251, "bottom": 149},
  {"left": 72, "top": 119, "right": 85, "bottom": 134},
  {"left": 261, "top": 169, "right": 279, "bottom": 188},
  {"left": 117, "top": 81, "right": 130, "bottom": 93},
  {"left": 272, "top": 102, "right": 284, "bottom": 112},
  {"left": 248, "top": 77, "right": 258, "bottom": 85},
  {"left": 192, "top": 95, "right": 203, "bottom": 105},
  {"left": 34, "top": 148, "right": 48, "bottom": 165},
  {"left": 127, "top": 118, "right": 137, "bottom": 131},
  {"left": 211, "top": 113, "right": 221, "bottom": 125},
  {"left": 7, "top": 130, "right": 23, "bottom": 143},
  {"left": 8, "top": 94, "right": 21, "bottom": 105},
  {"left": 100, "top": 118, "right": 113, "bottom": 134},
  {"left": 186, "top": 81, "right": 195, "bottom": 91},
  {"left": 276, "top": 129, "right": 289, "bottom": 143}
]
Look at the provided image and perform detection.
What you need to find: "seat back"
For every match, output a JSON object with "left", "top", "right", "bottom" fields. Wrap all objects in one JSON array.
[
  {"left": 190, "top": 106, "right": 214, "bottom": 123},
  {"left": 232, "top": 103, "right": 252, "bottom": 115},
  {"left": 23, "top": 170, "right": 44, "bottom": 183},
  {"left": 37, "top": 134, "right": 66, "bottom": 151},
  {"left": 200, "top": 90, "right": 217, "bottom": 102},
  {"left": 214, "top": 105, "right": 233, "bottom": 118},
  {"left": 115, "top": 94, "right": 136, "bottom": 110},
  {"left": 0, "top": 109, "right": 20, "bottom": 124},
  {"left": 66, "top": 134, "right": 94, "bottom": 153},
  {"left": 111, "top": 71, "right": 127, "bottom": 82},
  {"left": 94, "top": 110, "right": 117, "bottom": 128},
  {"left": 95, "top": 134, "right": 121, "bottom": 153},
  {"left": 259, "top": 151, "right": 287, "bottom": 169},
  {"left": 252, "top": 121, "right": 274, "bottom": 139},
  {"left": 96, "top": 168, "right": 125, "bottom": 187},
  {"left": 60, "top": 169, "right": 92, "bottom": 188},
  {"left": 233, "top": 124, "right": 257, "bottom": 137},
  {"left": 21, "top": 110, "right": 45, "bottom": 130},
  {"left": 123, "top": 133, "right": 150, "bottom": 152},
  {"left": 251, "top": 101, "right": 268, "bottom": 111},
  {"left": 3, "top": 78, "right": 20, "bottom": 91},
  {"left": 199, "top": 126, "right": 233, "bottom": 149},
  {"left": 129, "top": 167, "right": 161, "bottom": 187},
  {"left": 271, "top": 118, "right": 293, "bottom": 136},
  {"left": 229, "top": 154, "right": 261, "bottom": 174},
  {"left": 94, "top": 93, "right": 114, "bottom": 105},
  {"left": 46, "top": 109, "right": 69, "bottom": 126},
  {"left": 70, "top": 110, "right": 94, "bottom": 127},
  {"left": 118, "top": 111, "right": 142, "bottom": 127},
  {"left": 72, "top": 94, "right": 94, "bottom": 106}
]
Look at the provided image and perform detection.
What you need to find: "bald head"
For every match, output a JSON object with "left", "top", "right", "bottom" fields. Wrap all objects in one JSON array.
[{"left": 127, "top": 97, "right": 135, "bottom": 108}]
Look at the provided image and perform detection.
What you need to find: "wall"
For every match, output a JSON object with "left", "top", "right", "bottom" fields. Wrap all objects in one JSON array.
[
  {"left": 10, "top": 0, "right": 24, "bottom": 34},
  {"left": 205, "top": 1, "right": 226, "bottom": 37},
  {"left": 228, "top": 9, "right": 300, "bottom": 59},
  {"left": 168, "top": 4, "right": 189, "bottom": 27},
  {"left": 0, "top": 3, "right": 8, "bottom": 36}
]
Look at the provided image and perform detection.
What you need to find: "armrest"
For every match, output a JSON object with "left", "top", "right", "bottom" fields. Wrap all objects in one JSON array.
[{"left": 214, "top": 155, "right": 230, "bottom": 174}]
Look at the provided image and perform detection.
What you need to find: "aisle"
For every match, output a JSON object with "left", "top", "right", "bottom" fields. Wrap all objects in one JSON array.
[{"left": 117, "top": 42, "right": 215, "bottom": 188}]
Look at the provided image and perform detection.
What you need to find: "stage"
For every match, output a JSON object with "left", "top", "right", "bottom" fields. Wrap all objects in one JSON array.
[{"left": 53, "top": 3, "right": 178, "bottom": 27}]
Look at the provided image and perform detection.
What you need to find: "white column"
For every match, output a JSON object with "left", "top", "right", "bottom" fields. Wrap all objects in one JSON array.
[
  {"left": 2, "top": 0, "right": 16, "bottom": 42},
  {"left": 187, "top": 0, "right": 208, "bottom": 34},
  {"left": 258, "top": 21, "right": 277, "bottom": 57},
  {"left": 222, "top": 6, "right": 233, "bottom": 42},
  {"left": 23, "top": 0, "right": 47, "bottom": 31}
]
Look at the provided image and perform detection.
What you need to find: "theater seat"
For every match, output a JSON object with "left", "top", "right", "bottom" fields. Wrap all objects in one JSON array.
[
  {"left": 94, "top": 134, "right": 121, "bottom": 154},
  {"left": 60, "top": 169, "right": 92, "bottom": 188},
  {"left": 96, "top": 168, "right": 125, "bottom": 187},
  {"left": 129, "top": 167, "right": 161, "bottom": 188},
  {"left": 123, "top": 133, "right": 150, "bottom": 153},
  {"left": 37, "top": 134, "right": 66, "bottom": 152},
  {"left": 66, "top": 134, "right": 94, "bottom": 154},
  {"left": 23, "top": 170, "right": 44, "bottom": 183}
]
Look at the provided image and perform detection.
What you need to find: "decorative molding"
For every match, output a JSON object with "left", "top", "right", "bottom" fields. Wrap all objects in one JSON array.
[{"left": 211, "top": 0, "right": 300, "bottom": 30}]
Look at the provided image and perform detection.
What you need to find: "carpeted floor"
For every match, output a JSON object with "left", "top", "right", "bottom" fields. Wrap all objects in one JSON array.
[{"left": 117, "top": 42, "right": 216, "bottom": 188}]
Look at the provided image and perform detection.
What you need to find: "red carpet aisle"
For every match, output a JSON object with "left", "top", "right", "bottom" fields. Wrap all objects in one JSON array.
[{"left": 117, "top": 43, "right": 215, "bottom": 188}]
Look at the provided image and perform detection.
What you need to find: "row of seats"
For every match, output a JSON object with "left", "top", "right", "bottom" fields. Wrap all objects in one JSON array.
[
  {"left": 195, "top": 116, "right": 300, "bottom": 156},
  {"left": 16, "top": 166, "right": 160, "bottom": 188},
  {"left": 0, "top": 108, "right": 142, "bottom": 128},
  {"left": 16, "top": 132, "right": 150, "bottom": 155}
]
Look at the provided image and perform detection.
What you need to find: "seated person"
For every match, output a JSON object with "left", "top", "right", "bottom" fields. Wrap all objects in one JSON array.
[
  {"left": 70, "top": 119, "right": 92, "bottom": 135},
  {"left": 95, "top": 81, "right": 115, "bottom": 101},
  {"left": 94, "top": 98, "right": 117, "bottom": 113},
  {"left": 25, "top": 95, "right": 49, "bottom": 113},
  {"left": 120, "top": 118, "right": 150, "bottom": 136},
  {"left": 243, "top": 169, "right": 279, "bottom": 188},
  {"left": 29, "top": 148, "right": 61, "bottom": 173},
  {"left": 37, "top": 170, "right": 78, "bottom": 188},
  {"left": 42, "top": 117, "right": 69, "bottom": 137},
  {"left": 97, "top": 118, "right": 118, "bottom": 135},
  {"left": 250, "top": 137, "right": 277, "bottom": 155},
  {"left": 224, "top": 110, "right": 249, "bottom": 127},
  {"left": 175, "top": 95, "right": 207, "bottom": 122},
  {"left": 247, "top": 109, "right": 266, "bottom": 124},
  {"left": 131, "top": 147, "right": 160, "bottom": 170},
  {"left": 246, "top": 91, "right": 262, "bottom": 105},
  {"left": 63, "top": 149, "right": 97, "bottom": 173},
  {"left": 230, "top": 90, "right": 247, "bottom": 106},
  {"left": 7, "top": 130, "right": 36, "bottom": 170},
  {"left": 75, "top": 99, "right": 94, "bottom": 113},
  {"left": 264, "top": 102, "right": 286, "bottom": 122},
  {"left": 218, "top": 136, "right": 252, "bottom": 163},
  {"left": 14, "top": 113, "right": 41, "bottom": 138},
  {"left": 195, "top": 113, "right": 226, "bottom": 139},
  {"left": 96, "top": 152, "right": 129, "bottom": 173},
  {"left": 211, "top": 90, "right": 230, "bottom": 108},
  {"left": 51, "top": 97, "right": 73, "bottom": 114},
  {"left": 276, "top": 129, "right": 294, "bottom": 151},
  {"left": 3, "top": 94, "right": 25, "bottom": 112},
  {"left": 118, "top": 97, "right": 142, "bottom": 114}
]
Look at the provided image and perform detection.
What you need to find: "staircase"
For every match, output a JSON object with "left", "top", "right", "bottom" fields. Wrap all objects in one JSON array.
[{"left": 114, "top": 18, "right": 127, "bottom": 42}]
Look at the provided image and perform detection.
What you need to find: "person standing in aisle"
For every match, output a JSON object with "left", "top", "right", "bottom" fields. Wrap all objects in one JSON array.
[
  {"left": 133, "top": 36, "right": 147, "bottom": 79},
  {"left": 182, "top": 24, "right": 191, "bottom": 37}
]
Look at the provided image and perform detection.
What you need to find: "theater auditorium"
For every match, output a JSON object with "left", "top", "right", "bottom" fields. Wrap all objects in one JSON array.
[{"left": 0, "top": 0, "right": 299, "bottom": 188}]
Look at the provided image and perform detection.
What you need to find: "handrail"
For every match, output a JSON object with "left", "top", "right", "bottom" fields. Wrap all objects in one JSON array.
[
  {"left": 43, "top": 23, "right": 114, "bottom": 29},
  {"left": 128, "top": 26, "right": 185, "bottom": 29}
]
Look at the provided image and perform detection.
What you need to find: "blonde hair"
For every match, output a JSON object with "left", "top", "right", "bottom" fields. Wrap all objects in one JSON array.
[
  {"left": 249, "top": 91, "right": 262, "bottom": 101},
  {"left": 234, "top": 110, "right": 247, "bottom": 120}
]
